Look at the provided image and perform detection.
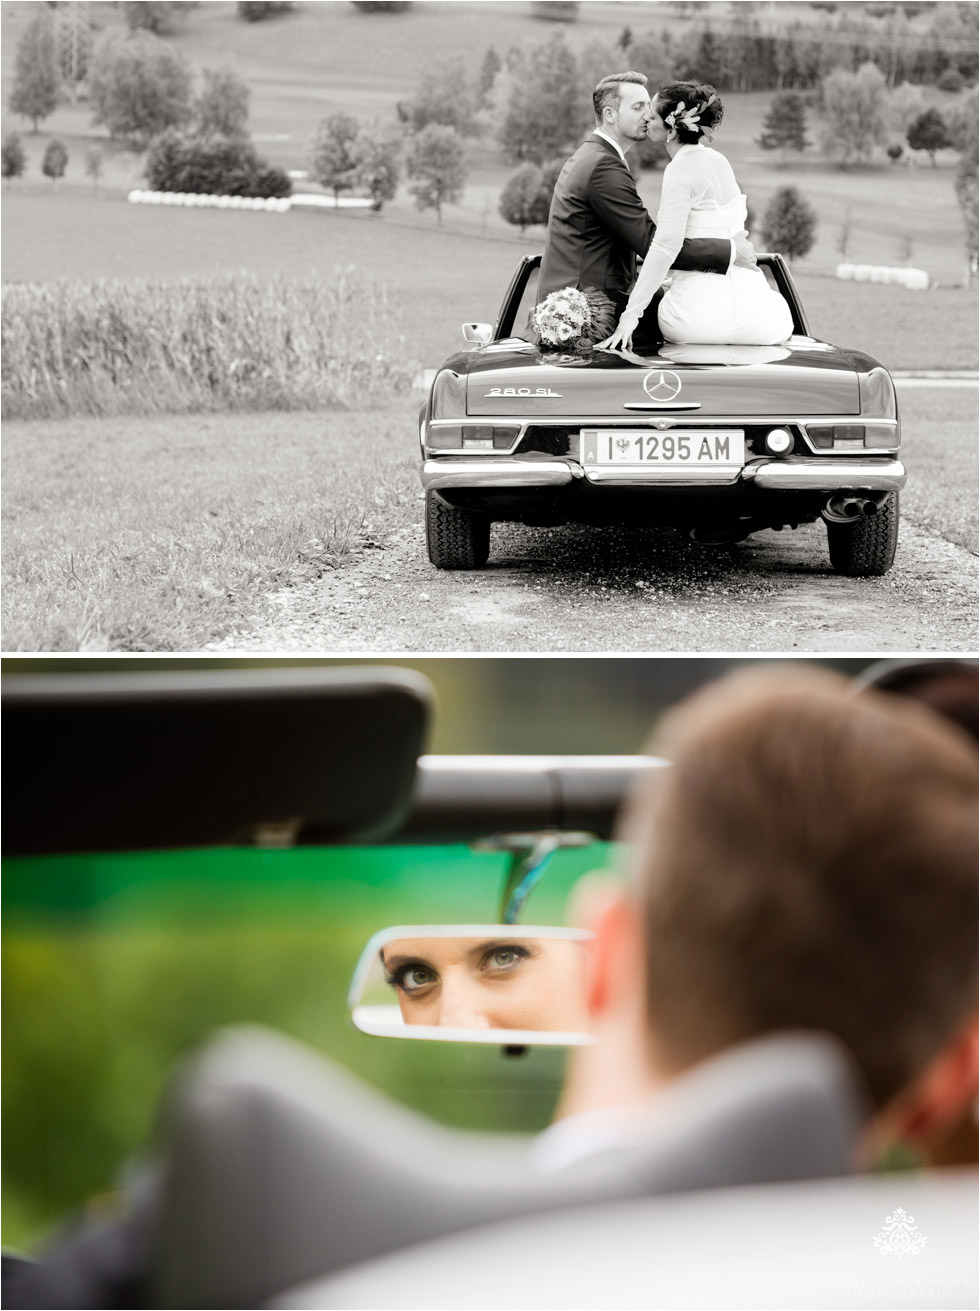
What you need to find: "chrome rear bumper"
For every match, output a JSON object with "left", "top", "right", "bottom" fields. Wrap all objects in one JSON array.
[
  {"left": 422, "top": 458, "right": 575, "bottom": 492},
  {"left": 421, "top": 457, "right": 907, "bottom": 494},
  {"left": 742, "top": 459, "right": 906, "bottom": 492}
]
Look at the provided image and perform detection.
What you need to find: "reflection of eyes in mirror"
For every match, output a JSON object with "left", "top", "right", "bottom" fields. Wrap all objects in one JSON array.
[{"left": 379, "top": 936, "right": 588, "bottom": 1033}]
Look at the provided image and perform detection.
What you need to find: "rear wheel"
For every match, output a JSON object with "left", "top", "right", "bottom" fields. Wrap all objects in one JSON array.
[
  {"left": 826, "top": 492, "right": 899, "bottom": 576},
  {"left": 425, "top": 492, "right": 491, "bottom": 569}
]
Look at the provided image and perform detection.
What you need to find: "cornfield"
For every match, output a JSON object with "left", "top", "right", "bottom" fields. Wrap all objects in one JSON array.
[{"left": 1, "top": 270, "right": 416, "bottom": 420}]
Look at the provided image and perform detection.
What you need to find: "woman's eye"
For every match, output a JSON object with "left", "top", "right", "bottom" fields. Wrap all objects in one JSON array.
[
  {"left": 484, "top": 945, "right": 529, "bottom": 972},
  {"left": 401, "top": 966, "right": 436, "bottom": 992}
]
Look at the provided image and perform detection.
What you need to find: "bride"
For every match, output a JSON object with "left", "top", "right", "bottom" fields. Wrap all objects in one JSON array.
[{"left": 597, "top": 81, "right": 793, "bottom": 351}]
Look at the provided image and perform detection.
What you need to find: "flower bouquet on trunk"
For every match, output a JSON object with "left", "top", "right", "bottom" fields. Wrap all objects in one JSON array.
[{"left": 530, "top": 286, "right": 617, "bottom": 353}]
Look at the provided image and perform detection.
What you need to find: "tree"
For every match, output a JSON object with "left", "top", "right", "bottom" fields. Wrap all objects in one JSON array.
[
  {"left": 477, "top": 47, "right": 501, "bottom": 111},
  {"left": 309, "top": 113, "right": 360, "bottom": 201},
  {"left": 499, "top": 162, "right": 550, "bottom": 231},
  {"left": 54, "top": 5, "right": 94, "bottom": 105},
  {"left": 403, "top": 57, "right": 477, "bottom": 136},
  {"left": 85, "top": 146, "right": 104, "bottom": 188},
  {"left": 624, "top": 32, "right": 674, "bottom": 98},
  {"left": 530, "top": 1, "right": 579, "bottom": 18},
  {"left": 9, "top": 10, "right": 60, "bottom": 133},
  {"left": 952, "top": 92, "right": 978, "bottom": 284},
  {"left": 820, "top": 63, "right": 889, "bottom": 167},
  {"left": 937, "top": 67, "right": 964, "bottom": 93},
  {"left": 888, "top": 81, "right": 926, "bottom": 136},
  {"left": 197, "top": 67, "right": 250, "bottom": 138},
  {"left": 886, "top": 142, "right": 904, "bottom": 163},
  {"left": 499, "top": 32, "right": 579, "bottom": 164},
  {"left": 42, "top": 138, "right": 68, "bottom": 184},
  {"left": 1, "top": 133, "right": 27, "bottom": 181},
  {"left": 352, "top": 120, "right": 403, "bottom": 210},
  {"left": 406, "top": 123, "right": 466, "bottom": 224},
  {"left": 88, "top": 30, "right": 194, "bottom": 147},
  {"left": 906, "top": 107, "right": 951, "bottom": 165},
  {"left": 761, "top": 186, "right": 817, "bottom": 261},
  {"left": 757, "top": 92, "right": 809, "bottom": 162},
  {"left": 123, "top": 3, "right": 183, "bottom": 36},
  {"left": 574, "top": 38, "right": 619, "bottom": 138},
  {"left": 145, "top": 128, "right": 291, "bottom": 196},
  {"left": 237, "top": 1, "right": 295, "bottom": 18}
]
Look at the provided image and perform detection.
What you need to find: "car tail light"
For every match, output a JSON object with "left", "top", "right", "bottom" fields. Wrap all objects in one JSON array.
[
  {"left": 427, "top": 425, "right": 520, "bottom": 451},
  {"left": 807, "top": 424, "right": 866, "bottom": 449},
  {"left": 858, "top": 367, "right": 897, "bottom": 419}
]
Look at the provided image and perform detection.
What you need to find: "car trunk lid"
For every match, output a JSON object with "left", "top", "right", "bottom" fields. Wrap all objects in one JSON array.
[{"left": 464, "top": 341, "right": 861, "bottom": 417}]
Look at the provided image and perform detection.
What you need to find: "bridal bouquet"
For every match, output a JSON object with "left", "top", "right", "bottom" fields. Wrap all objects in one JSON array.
[{"left": 530, "top": 286, "right": 617, "bottom": 352}]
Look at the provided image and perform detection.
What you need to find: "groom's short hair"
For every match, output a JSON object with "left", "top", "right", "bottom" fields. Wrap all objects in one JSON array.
[
  {"left": 620, "top": 665, "right": 978, "bottom": 1110},
  {"left": 593, "top": 72, "right": 648, "bottom": 122}
]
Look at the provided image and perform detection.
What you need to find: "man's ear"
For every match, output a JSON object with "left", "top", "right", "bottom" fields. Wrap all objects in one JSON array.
[
  {"left": 877, "top": 1014, "right": 978, "bottom": 1151},
  {"left": 584, "top": 883, "right": 644, "bottom": 1020}
]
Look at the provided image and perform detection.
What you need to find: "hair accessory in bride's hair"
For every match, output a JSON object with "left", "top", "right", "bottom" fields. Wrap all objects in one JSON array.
[
  {"left": 665, "top": 89, "right": 720, "bottom": 137},
  {"left": 664, "top": 99, "right": 705, "bottom": 135}
]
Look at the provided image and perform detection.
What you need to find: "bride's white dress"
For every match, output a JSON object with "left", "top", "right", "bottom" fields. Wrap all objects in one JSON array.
[{"left": 625, "top": 142, "right": 793, "bottom": 346}]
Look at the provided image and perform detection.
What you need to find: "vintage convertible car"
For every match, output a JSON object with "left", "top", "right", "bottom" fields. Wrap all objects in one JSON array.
[{"left": 419, "top": 254, "right": 904, "bottom": 576}]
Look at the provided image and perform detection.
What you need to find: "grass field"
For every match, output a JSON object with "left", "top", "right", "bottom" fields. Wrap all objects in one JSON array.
[
  {"left": 1, "top": 406, "right": 419, "bottom": 651},
  {"left": 3, "top": 188, "right": 977, "bottom": 370},
  {"left": 3, "top": 387, "right": 975, "bottom": 652}
]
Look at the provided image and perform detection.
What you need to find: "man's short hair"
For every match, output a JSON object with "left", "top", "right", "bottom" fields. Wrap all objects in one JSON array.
[
  {"left": 620, "top": 666, "right": 978, "bottom": 1109},
  {"left": 593, "top": 72, "right": 648, "bottom": 123}
]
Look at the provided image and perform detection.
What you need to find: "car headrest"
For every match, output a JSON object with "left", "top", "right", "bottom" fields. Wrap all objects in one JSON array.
[{"left": 2, "top": 666, "right": 432, "bottom": 854}]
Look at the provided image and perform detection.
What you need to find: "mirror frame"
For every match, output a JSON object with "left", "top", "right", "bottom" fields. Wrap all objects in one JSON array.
[{"left": 348, "top": 924, "right": 596, "bottom": 1046}]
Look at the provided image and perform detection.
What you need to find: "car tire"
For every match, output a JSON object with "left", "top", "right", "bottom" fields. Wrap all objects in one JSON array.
[
  {"left": 825, "top": 492, "right": 899, "bottom": 576},
  {"left": 425, "top": 492, "right": 491, "bottom": 569}
]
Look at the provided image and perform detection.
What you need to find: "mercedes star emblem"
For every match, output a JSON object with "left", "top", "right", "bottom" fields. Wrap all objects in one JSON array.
[{"left": 642, "top": 370, "right": 683, "bottom": 402}]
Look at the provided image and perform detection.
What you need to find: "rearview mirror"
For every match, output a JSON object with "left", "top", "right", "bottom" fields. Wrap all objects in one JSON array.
[{"left": 348, "top": 925, "right": 594, "bottom": 1045}]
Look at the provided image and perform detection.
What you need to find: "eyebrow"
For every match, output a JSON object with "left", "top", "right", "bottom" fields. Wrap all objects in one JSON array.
[{"left": 381, "top": 951, "right": 435, "bottom": 972}]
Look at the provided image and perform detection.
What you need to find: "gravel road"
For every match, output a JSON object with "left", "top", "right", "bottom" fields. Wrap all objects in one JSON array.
[
  {"left": 209, "top": 511, "right": 976, "bottom": 654},
  {"left": 210, "top": 380, "right": 978, "bottom": 655}
]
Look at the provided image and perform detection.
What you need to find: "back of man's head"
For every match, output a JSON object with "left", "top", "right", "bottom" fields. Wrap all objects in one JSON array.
[{"left": 620, "top": 665, "right": 978, "bottom": 1110}]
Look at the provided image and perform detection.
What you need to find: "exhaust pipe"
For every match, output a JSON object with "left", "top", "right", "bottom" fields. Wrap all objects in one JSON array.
[{"left": 822, "top": 492, "right": 889, "bottom": 524}]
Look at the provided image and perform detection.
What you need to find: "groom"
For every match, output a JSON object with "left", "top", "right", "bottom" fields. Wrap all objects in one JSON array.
[{"left": 537, "top": 72, "right": 749, "bottom": 335}]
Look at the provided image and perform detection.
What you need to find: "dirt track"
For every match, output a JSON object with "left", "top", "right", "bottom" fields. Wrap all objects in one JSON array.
[{"left": 209, "top": 508, "right": 977, "bottom": 654}]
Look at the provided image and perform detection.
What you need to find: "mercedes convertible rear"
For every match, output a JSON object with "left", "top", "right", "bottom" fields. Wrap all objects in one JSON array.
[{"left": 419, "top": 255, "right": 904, "bottom": 576}]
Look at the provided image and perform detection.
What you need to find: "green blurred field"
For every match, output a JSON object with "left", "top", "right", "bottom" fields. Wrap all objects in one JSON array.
[{"left": 1, "top": 840, "right": 606, "bottom": 1249}]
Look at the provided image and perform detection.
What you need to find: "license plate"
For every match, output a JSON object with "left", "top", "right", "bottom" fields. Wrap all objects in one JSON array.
[{"left": 581, "top": 428, "right": 744, "bottom": 468}]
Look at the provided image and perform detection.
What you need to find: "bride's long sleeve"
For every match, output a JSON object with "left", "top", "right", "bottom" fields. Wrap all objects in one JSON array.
[{"left": 619, "top": 165, "right": 701, "bottom": 326}]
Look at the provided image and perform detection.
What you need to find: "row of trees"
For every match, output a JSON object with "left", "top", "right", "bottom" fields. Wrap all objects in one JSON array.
[
  {"left": 757, "top": 73, "right": 973, "bottom": 167},
  {"left": 620, "top": 6, "right": 977, "bottom": 95},
  {"left": 1, "top": 134, "right": 102, "bottom": 186}
]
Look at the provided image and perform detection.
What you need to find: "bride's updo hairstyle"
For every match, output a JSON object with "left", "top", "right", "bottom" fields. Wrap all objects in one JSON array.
[{"left": 656, "top": 81, "right": 724, "bottom": 145}]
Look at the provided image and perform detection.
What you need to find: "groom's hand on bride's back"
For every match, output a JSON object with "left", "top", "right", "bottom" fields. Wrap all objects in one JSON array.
[{"left": 733, "top": 231, "right": 758, "bottom": 269}]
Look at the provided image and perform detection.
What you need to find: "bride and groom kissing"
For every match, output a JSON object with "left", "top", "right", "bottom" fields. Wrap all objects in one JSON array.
[{"left": 536, "top": 72, "right": 793, "bottom": 353}]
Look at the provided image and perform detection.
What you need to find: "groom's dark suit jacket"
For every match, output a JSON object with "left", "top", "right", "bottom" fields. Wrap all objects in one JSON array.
[{"left": 537, "top": 134, "right": 731, "bottom": 310}]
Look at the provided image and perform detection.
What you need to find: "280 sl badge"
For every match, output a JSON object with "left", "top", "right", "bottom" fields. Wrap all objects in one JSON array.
[{"left": 484, "top": 386, "right": 562, "bottom": 397}]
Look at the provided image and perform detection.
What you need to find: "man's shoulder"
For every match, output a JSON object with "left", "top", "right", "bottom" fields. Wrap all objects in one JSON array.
[{"left": 564, "top": 136, "right": 618, "bottom": 176}]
